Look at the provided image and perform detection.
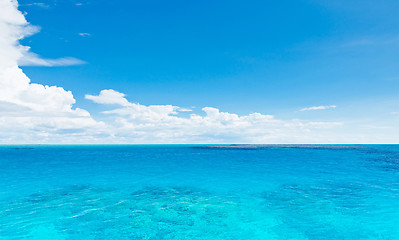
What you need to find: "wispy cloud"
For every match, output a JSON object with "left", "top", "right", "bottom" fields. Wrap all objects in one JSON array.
[
  {"left": 300, "top": 105, "right": 336, "bottom": 111},
  {"left": 22, "top": 2, "right": 50, "bottom": 8},
  {"left": 78, "top": 32, "right": 90, "bottom": 37},
  {"left": 340, "top": 35, "right": 399, "bottom": 48},
  {"left": 18, "top": 52, "right": 86, "bottom": 66}
]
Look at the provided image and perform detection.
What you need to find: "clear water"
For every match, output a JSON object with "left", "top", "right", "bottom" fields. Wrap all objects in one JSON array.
[{"left": 1, "top": 145, "right": 399, "bottom": 239}]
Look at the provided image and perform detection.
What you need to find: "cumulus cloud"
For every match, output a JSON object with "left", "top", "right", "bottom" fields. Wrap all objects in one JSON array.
[
  {"left": 300, "top": 105, "right": 336, "bottom": 111},
  {"left": 0, "top": 0, "right": 103, "bottom": 143},
  {"left": 86, "top": 89, "right": 130, "bottom": 106},
  {"left": 85, "top": 90, "right": 343, "bottom": 143}
]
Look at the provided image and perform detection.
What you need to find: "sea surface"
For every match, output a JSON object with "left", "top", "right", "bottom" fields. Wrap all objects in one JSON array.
[{"left": 1, "top": 144, "right": 399, "bottom": 239}]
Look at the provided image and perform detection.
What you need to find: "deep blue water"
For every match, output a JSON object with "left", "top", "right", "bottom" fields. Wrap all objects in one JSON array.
[{"left": 1, "top": 145, "right": 399, "bottom": 239}]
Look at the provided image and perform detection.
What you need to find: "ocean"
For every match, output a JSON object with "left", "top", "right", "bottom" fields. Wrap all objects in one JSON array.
[{"left": 0, "top": 145, "right": 398, "bottom": 239}]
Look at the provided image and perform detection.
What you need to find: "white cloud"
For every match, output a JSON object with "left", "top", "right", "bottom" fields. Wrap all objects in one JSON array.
[
  {"left": 23, "top": 2, "right": 49, "bottom": 8},
  {"left": 0, "top": 0, "right": 103, "bottom": 143},
  {"left": 300, "top": 105, "right": 336, "bottom": 111},
  {"left": 0, "top": 0, "right": 85, "bottom": 67},
  {"left": 18, "top": 51, "right": 86, "bottom": 66},
  {"left": 78, "top": 32, "right": 90, "bottom": 37},
  {"left": 177, "top": 108, "right": 193, "bottom": 112},
  {"left": 86, "top": 89, "right": 130, "bottom": 106},
  {"left": 85, "top": 90, "right": 344, "bottom": 143}
]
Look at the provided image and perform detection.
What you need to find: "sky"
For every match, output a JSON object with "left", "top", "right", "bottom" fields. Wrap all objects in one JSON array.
[{"left": 0, "top": 0, "right": 399, "bottom": 143}]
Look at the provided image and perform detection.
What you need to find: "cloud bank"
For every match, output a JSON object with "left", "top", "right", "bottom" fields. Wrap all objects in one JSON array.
[{"left": 84, "top": 90, "right": 343, "bottom": 143}]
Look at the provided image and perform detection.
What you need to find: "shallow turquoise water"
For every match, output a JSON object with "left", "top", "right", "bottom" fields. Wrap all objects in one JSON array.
[{"left": 1, "top": 145, "right": 399, "bottom": 239}]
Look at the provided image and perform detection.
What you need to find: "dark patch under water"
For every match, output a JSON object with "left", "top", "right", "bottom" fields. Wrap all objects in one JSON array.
[{"left": 193, "top": 144, "right": 367, "bottom": 151}]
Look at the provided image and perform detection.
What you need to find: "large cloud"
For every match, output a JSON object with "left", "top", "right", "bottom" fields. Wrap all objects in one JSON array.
[{"left": 0, "top": 0, "right": 103, "bottom": 143}]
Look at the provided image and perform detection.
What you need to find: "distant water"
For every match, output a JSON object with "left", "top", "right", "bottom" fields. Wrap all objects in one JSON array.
[{"left": 1, "top": 145, "right": 399, "bottom": 239}]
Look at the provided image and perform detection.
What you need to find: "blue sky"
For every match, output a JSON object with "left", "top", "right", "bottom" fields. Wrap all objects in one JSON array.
[
  {"left": 20, "top": 0, "right": 399, "bottom": 114},
  {"left": 0, "top": 0, "right": 398, "bottom": 143}
]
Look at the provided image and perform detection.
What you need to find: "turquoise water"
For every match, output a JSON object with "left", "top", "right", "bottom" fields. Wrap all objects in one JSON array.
[{"left": 1, "top": 145, "right": 399, "bottom": 239}]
